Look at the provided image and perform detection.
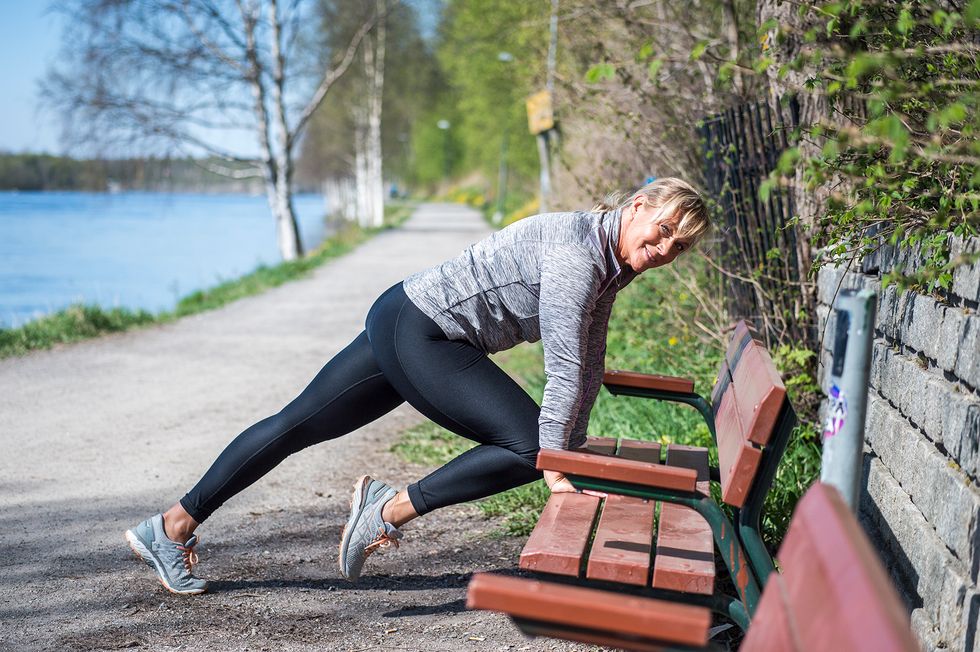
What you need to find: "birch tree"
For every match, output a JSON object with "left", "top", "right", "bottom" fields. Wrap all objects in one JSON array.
[
  {"left": 352, "top": 0, "right": 386, "bottom": 228},
  {"left": 43, "top": 0, "right": 373, "bottom": 261}
]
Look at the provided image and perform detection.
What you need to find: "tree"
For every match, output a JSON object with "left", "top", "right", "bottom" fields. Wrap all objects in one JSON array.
[
  {"left": 43, "top": 0, "right": 373, "bottom": 261},
  {"left": 299, "top": 0, "right": 443, "bottom": 206}
]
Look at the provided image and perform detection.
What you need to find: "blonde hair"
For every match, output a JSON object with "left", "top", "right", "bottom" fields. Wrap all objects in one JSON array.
[{"left": 593, "top": 177, "right": 711, "bottom": 246}]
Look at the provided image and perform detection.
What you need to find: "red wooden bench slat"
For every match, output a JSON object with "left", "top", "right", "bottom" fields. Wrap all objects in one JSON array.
[
  {"left": 715, "top": 386, "right": 762, "bottom": 507},
  {"left": 742, "top": 484, "right": 919, "bottom": 652},
  {"left": 466, "top": 574, "right": 711, "bottom": 648},
  {"left": 709, "top": 357, "right": 731, "bottom": 411},
  {"left": 519, "top": 438, "right": 614, "bottom": 576},
  {"left": 517, "top": 622, "right": 670, "bottom": 652},
  {"left": 585, "top": 494, "right": 655, "bottom": 586},
  {"left": 585, "top": 439, "right": 660, "bottom": 585},
  {"left": 731, "top": 341, "right": 786, "bottom": 446},
  {"left": 725, "top": 319, "right": 761, "bottom": 367},
  {"left": 584, "top": 435, "right": 617, "bottom": 455},
  {"left": 616, "top": 439, "right": 662, "bottom": 463},
  {"left": 651, "top": 445, "right": 714, "bottom": 594},
  {"left": 537, "top": 449, "right": 698, "bottom": 493},
  {"left": 740, "top": 575, "right": 798, "bottom": 650},
  {"left": 603, "top": 370, "right": 696, "bottom": 394},
  {"left": 519, "top": 492, "right": 600, "bottom": 576}
]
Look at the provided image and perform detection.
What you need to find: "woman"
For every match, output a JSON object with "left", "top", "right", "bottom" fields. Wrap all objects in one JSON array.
[{"left": 125, "top": 177, "right": 710, "bottom": 594}]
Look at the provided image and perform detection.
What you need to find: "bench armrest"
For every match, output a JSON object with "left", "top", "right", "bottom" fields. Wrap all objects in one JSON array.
[
  {"left": 603, "top": 370, "right": 695, "bottom": 395},
  {"left": 602, "top": 370, "right": 716, "bottom": 439},
  {"left": 537, "top": 449, "right": 698, "bottom": 493}
]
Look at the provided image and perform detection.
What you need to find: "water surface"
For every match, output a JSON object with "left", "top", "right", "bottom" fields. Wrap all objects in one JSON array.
[{"left": 0, "top": 191, "right": 330, "bottom": 328}]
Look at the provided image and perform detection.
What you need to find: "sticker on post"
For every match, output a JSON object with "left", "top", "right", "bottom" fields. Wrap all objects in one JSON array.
[{"left": 822, "top": 384, "right": 847, "bottom": 440}]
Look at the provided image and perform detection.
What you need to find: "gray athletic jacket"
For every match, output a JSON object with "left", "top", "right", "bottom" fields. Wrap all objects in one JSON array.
[{"left": 402, "top": 208, "right": 638, "bottom": 451}]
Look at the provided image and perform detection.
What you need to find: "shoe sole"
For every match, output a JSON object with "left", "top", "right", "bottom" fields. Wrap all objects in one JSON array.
[
  {"left": 338, "top": 475, "right": 373, "bottom": 581},
  {"left": 124, "top": 529, "right": 208, "bottom": 595}
]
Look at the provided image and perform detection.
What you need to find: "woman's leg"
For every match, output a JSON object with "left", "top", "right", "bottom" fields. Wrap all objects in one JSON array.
[
  {"left": 365, "top": 284, "right": 542, "bottom": 518},
  {"left": 174, "top": 330, "right": 405, "bottom": 535}
]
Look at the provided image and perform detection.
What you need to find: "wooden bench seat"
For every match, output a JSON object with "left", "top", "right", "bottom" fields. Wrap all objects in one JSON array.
[
  {"left": 468, "top": 483, "right": 920, "bottom": 652},
  {"left": 520, "top": 438, "right": 715, "bottom": 594}
]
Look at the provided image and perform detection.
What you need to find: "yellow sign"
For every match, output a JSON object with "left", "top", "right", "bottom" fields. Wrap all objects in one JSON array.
[{"left": 526, "top": 90, "right": 554, "bottom": 135}]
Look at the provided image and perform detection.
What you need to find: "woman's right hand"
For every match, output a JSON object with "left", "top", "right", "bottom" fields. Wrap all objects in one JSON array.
[{"left": 544, "top": 470, "right": 577, "bottom": 493}]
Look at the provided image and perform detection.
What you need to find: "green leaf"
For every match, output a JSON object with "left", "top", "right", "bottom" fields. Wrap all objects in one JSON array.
[
  {"left": 759, "top": 179, "right": 775, "bottom": 202},
  {"left": 938, "top": 102, "right": 967, "bottom": 128},
  {"left": 585, "top": 63, "right": 616, "bottom": 83},
  {"left": 896, "top": 9, "right": 914, "bottom": 34},
  {"left": 637, "top": 42, "right": 654, "bottom": 61},
  {"left": 690, "top": 41, "right": 709, "bottom": 61},
  {"left": 647, "top": 57, "right": 664, "bottom": 79},
  {"left": 777, "top": 147, "right": 801, "bottom": 174}
]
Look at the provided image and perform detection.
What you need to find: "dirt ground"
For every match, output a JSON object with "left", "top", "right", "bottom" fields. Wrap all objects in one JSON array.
[{"left": 0, "top": 204, "right": 597, "bottom": 652}]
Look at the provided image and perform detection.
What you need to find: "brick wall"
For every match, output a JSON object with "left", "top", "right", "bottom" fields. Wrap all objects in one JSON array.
[{"left": 816, "top": 238, "right": 980, "bottom": 651}]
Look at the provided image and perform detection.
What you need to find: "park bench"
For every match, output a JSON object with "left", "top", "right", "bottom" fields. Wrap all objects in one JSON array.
[
  {"left": 514, "top": 320, "right": 797, "bottom": 626},
  {"left": 467, "top": 482, "right": 919, "bottom": 651}
]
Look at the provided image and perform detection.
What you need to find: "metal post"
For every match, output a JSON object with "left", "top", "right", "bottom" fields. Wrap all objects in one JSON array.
[
  {"left": 820, "top": 288, "right": 877, "bottom": 510},
  {"left": 493, "top": 127, "right": 509, "bottom": 225},
  {"left": 536, "top": 131, "right": 551, "bottom": 212}
]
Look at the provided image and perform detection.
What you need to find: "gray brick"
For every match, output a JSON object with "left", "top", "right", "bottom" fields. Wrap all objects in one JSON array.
[
  {"left": 937, "top": 304, "right": 966, "bottom": 372},
  {"left": 950, "top": 236, "right": 980, "bottom": 304},
  {"left": 954, "top": 313, "right": 980, "bottom": 389},
  {"left": 861, "top": 457, "right": 977, "bottom": 651},
  {"left": 864, "top": 394, "right": 980, "bottom": 580},
  {"left": 818, "top": 264, "right": 847, "bottom": 306},
  {"left": 870, "top": 342, "right": 980, "bottom": 480}
]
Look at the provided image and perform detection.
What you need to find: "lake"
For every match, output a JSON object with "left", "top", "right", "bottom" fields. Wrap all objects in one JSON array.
[{"left": 0, "top": 191, "right": 331, "bottom": 328}]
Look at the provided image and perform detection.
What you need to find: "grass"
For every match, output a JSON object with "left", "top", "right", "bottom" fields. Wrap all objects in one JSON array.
[
  {"left": 391, "top": 252, "right": 822, "bottom": 548},
  {"left": 0, "top": 202, "right": 416, "bottom": 360}
]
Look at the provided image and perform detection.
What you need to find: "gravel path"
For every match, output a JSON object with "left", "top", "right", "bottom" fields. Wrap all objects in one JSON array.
[{"left": 0, "top": 204, "right": 595, "bottom": 652}]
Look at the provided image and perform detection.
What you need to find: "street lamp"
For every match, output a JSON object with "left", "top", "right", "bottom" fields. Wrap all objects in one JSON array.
[{"left": 493, "top": 52, "right": 514, "bottom": 225}]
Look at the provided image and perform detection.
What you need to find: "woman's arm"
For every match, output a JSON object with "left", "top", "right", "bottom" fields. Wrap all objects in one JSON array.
[
  {"left": 537, "top": 245, "right": 605, "bottom": 451},
  {"left": 566, "top": 294, "right": 615, "bottom": 446}
]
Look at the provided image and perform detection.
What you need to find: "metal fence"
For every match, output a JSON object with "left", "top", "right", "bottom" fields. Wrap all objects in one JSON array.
[{"left": 698, "top": 97, "right": 809, "bottom": 346}]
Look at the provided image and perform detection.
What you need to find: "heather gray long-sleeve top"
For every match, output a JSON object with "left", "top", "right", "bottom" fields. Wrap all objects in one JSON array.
[{"left": 402, "top": 208, "right": 638, "bottom": 451}]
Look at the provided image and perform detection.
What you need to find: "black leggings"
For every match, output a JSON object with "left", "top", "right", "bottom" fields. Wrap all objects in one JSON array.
[{"left": 179, "top": 282, "right": 542, "bottom": 523}]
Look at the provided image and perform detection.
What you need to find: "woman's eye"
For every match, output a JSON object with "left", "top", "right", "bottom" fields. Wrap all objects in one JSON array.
[{"left": 660, "top": 224, "right": 670, "bottom": 236}]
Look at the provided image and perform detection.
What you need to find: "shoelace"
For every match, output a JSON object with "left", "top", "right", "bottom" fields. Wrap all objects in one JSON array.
[
  {"left": 363, "top": 527, "right": 400, "bottom": 558},
  {"left": 176, "top": 541, "right": 200, "bottom": 572}
]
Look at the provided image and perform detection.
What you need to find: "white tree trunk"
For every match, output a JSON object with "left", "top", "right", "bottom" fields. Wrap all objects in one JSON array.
[
  {"left": 366, "top": 0, "right": 386, "bottom": 228},
  {"left": 354, "top": 106, "right": 371, "bottom": 228}
]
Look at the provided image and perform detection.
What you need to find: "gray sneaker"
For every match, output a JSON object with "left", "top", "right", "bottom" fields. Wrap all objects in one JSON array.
[
  {"left": 125, "top": 514, "right": 208, "bottom": 595},
  {"left": 338, "top": 475, "right": 402, "bottom": 582}
]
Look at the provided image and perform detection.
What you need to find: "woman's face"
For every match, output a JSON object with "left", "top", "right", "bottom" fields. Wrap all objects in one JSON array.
[{"left": 617, "top": 198, "right": 690, "bottom": 273}]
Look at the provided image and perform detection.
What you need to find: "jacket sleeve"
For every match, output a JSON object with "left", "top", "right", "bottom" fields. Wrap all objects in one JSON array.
[
  {"left": 566, "top": 293, "right": 615, "bottom": 448},
  {"left": 537, "top": 245, "right": 605, "bottom": 450}
]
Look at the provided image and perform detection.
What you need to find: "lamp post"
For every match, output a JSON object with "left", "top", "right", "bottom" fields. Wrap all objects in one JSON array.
[
  {"left": 493, "top": 51, "right": 514, "bottom": 225},
  {"left": 437, "top": 119, "right": 451, "bottom": 180}
]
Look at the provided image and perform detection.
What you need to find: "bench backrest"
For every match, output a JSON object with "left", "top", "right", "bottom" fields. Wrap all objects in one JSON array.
[
  {"left": 712, "top": 321, "right": 791, "bottom": 507},
  {"left": 742, "top": 483, "right": 919, "bottom": 651}
]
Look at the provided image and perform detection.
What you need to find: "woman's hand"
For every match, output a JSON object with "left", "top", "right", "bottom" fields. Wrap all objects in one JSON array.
[{"left": 544, "top": 470, "right": 577, "bottom": 493}]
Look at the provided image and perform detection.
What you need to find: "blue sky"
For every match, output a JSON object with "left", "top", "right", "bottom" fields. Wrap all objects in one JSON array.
[
  {"left": 0, "top": 3, "right": 64, "bottom": 153},
  {"left": 0, "top": 1, "right": 441, "bottom": 157}
]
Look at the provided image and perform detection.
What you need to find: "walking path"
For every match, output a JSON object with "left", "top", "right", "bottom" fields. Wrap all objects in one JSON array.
[{"left": 0, "top": 204, "right": 588, "bottom": 651}]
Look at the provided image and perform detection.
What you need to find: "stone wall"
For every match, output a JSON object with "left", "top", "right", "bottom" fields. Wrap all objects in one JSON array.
[{"left": 816, "top": 239, "right": 980, "bottom": 651}]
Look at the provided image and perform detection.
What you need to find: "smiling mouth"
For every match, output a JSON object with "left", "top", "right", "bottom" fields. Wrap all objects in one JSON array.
[{"left": 643, "top": 246, "right": 655, "bottom": 265}]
